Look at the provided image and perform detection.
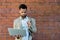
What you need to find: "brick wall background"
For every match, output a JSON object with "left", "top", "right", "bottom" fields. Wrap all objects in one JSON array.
[{"left": 0, "top": 0, "right": 60, "bottom": 40}]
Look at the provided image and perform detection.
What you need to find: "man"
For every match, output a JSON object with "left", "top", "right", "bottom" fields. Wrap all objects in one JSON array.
[{"left": 13, "top": 4, "right": 37, "bottom": 40}]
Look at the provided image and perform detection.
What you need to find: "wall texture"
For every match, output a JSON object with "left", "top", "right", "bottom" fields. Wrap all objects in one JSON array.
[{"left": 0, "top": 0, "right": 60, "bottom": 40}]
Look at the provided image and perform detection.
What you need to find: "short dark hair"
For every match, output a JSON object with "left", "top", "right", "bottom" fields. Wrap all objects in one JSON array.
[{"left": 19, "top": 4, "right": 27, "bottom": 10}]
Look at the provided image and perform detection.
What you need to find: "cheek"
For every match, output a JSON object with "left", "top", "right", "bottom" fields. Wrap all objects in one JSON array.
[
  {"left": 19, "top": 11, "right": 21, "bottom": 13},
  {"left": 19, "top": 11, "right": 23, "bottom": 15}
]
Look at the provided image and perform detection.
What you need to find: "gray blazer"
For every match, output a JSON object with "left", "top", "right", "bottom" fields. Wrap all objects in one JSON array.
[{"left": 13, "top": 16, "right": 37, "bottom": 40}]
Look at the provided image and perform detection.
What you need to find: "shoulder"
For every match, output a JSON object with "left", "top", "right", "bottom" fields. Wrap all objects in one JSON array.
[
  {"left": 13, "top": 17, "right": 20, "bottom": 22},
  {"left": 28, "top": 17, "right": 36, "bottom": 21}
]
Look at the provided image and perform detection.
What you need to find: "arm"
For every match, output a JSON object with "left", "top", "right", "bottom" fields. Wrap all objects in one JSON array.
[
  {"left": 13, "top": 20, "right": 17, "bottom": 29},
  {"left": 13, "top": 20, "right": 21, "bottom": 39},
  {"left": 29, "top": 18, "right": 37, "bottom": 33}
]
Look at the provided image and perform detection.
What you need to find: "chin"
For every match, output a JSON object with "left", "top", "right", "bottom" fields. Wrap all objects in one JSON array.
[{"left": 21, "top": 15, "right": 27, "bottom": 18}]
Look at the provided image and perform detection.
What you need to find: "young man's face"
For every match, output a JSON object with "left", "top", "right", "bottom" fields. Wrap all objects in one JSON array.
[{"left": 19, "top": 8, "right": 27, "bottom": 18}]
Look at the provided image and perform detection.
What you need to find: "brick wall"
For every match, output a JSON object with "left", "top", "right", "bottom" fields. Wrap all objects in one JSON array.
[{"left": 0, "top": 0, "right": 60, "bottom": 40}]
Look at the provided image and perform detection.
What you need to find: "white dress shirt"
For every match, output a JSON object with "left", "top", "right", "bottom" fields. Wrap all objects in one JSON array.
[{"left": 20, "top": 16, "right": 29, "bottom": 40}]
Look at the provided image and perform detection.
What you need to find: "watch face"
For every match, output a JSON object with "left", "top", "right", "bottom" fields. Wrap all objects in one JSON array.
[{"left": 17, "top": 36, "right": 20, "bottom": 39}]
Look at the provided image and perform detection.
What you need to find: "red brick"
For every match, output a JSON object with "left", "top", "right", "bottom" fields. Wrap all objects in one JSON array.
[
  {"left": 48, "top": 0, "right": 55, "bottom": 2},
  {"left": 0, "top": 0, "right": 6, "bottom": 2},
  {"left": 25, "top": 0, "right": 35, "bottom": 2},
  {"left": 25, "top": 0, "right": 46, "bottom": 3},
  {"left": 6, "top": 0, "right": 16, "bottom": 2},
  {"left": 0, "top": 6, "right": 6, "bottom": 8},
  {"left": 6, "top": 0, "right": 25, "bottom": 3},
  {"left": 16, "top": 0, "right": 25, "bottom": 3},
  {"left": 0, "top": 37, "right": 3, "bottom": 40},
  {"left": 7, "top": 37, "right": 14, "bottom": 40},
  {"left": 56, "top": 0, "right": 60, "bottom": 2}
]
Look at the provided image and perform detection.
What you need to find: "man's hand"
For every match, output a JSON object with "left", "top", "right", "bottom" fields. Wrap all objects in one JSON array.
[
  {"left": 27, "top": 21, "right": 31, "bottom": 28},
  {"left": 14, "top": 35, "right": 21, "bottom": 39}
]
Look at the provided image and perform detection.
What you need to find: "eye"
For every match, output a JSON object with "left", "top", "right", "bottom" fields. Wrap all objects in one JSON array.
[{"left": 21, "top": 12, "right": 23, "bottom": 13}]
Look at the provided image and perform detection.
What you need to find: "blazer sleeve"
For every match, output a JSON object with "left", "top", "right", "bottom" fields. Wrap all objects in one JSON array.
[
  {"left": 13, "top": 19, "right": 17, "bottom": 29},
  {"left": 29, "top": 18, "right": 37, "bottom": 33}
]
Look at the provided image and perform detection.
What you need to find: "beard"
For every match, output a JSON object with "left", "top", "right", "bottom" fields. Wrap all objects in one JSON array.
[{"left": 21, "top": 14, "right": 27, "bottom": 19}]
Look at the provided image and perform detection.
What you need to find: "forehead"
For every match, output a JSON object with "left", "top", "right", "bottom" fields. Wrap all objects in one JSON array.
[{"left": 20, "top": 8, "right": 27, "bottom": 12}]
